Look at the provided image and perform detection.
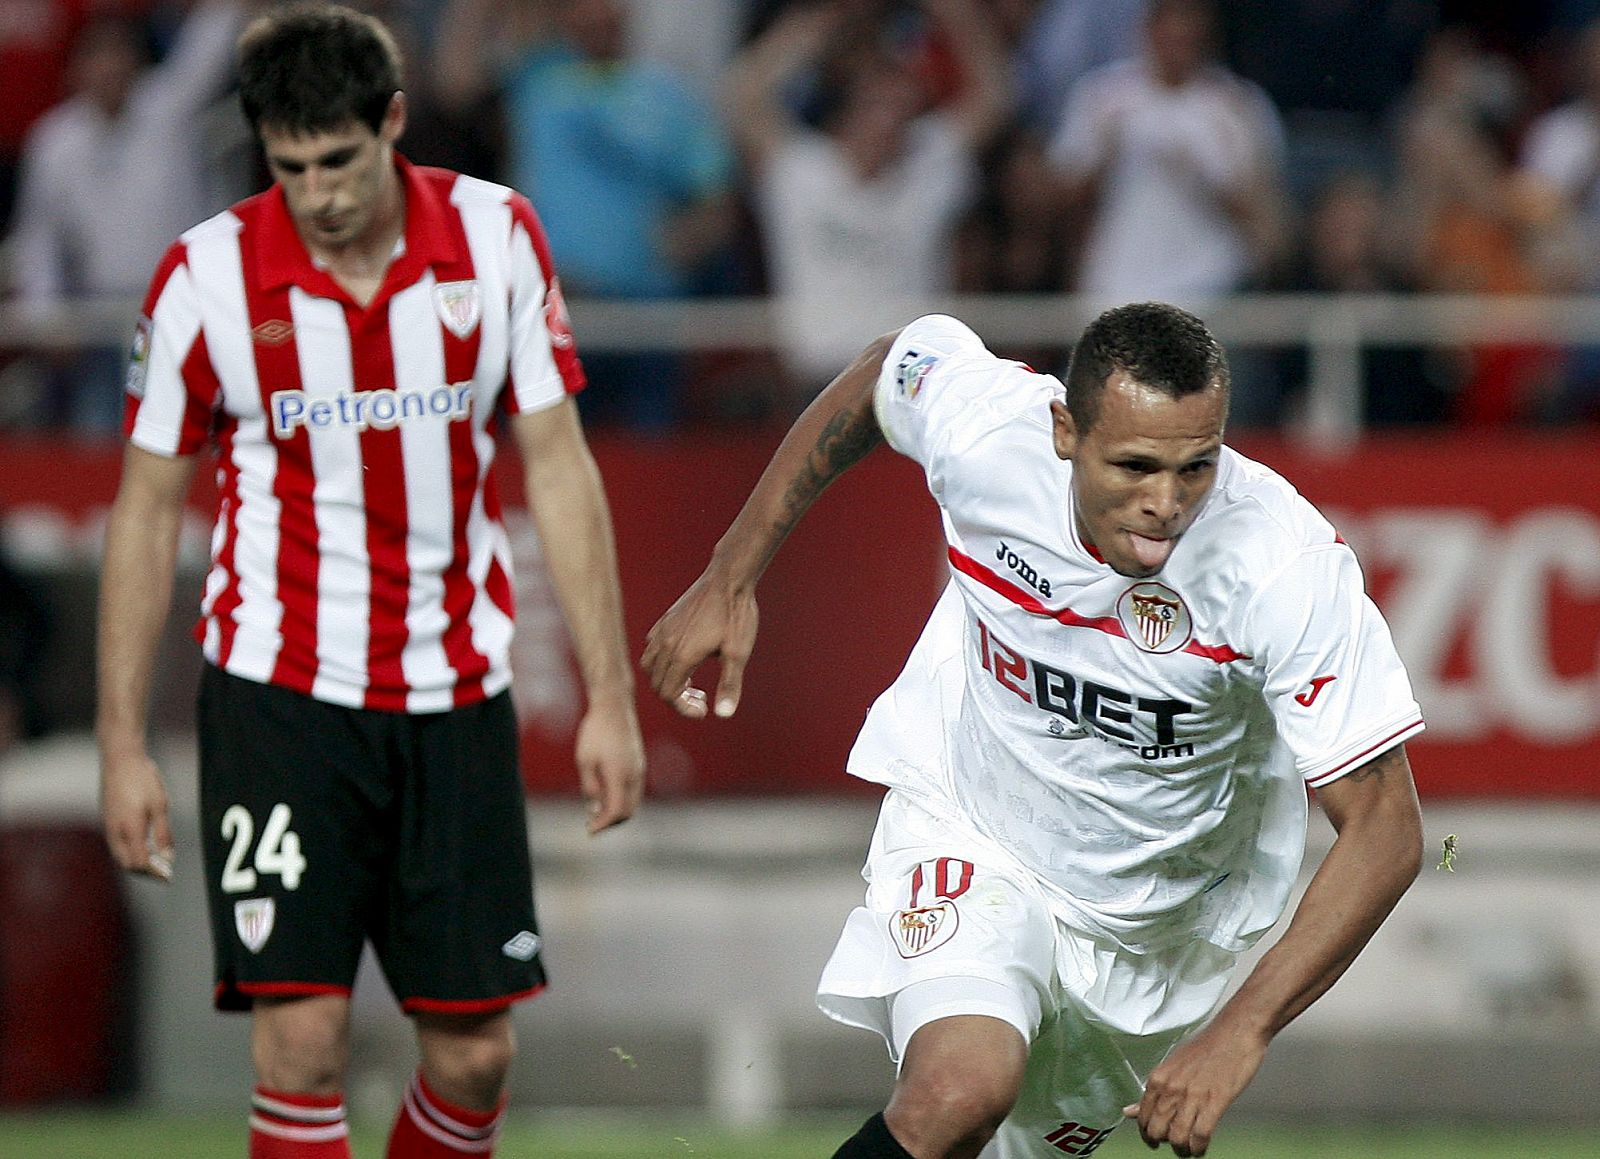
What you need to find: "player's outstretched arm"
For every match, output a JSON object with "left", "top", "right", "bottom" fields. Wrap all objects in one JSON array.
[
  {"left": 1125, "top": 744, "right": 1423, "bottom": 1157},
  {"left": 641, "top": 330, "right": 894, "bottom": 719},
  {"left": 97, "top": 445, "right": 198, "bottom": 881},
  {"left": 513, "top": 400, "right": 645, "bottom": 834}
]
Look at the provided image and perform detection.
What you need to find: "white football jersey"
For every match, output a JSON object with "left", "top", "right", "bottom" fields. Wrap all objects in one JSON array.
[{"left": 851, "top": 315, "right": 1424, "bottom": 954}]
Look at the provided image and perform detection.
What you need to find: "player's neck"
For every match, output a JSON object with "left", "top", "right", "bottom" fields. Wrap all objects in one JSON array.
[{"left": 308, "top": 173, "right": 407, "bottom": 307}]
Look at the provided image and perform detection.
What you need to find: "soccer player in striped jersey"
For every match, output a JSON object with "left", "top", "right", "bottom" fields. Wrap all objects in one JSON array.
[
  {"left": 95, "top": 5, "right": 644, "bottom": 1157},
  {"left": 644, "top": 305, "right": 1425, "bottom": 1158}
]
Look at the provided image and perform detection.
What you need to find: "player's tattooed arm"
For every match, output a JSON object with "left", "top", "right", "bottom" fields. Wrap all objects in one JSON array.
[
  {"left": 1339, "top": 741, "right": 1409, "bottom": 784},
  {"left": 772, "top": 397, "right": 884, "bottom": 543},
  {"left": 643, "top": 331, "right": 896, "bottom": 718},
  {"left": 710, "top": 329, "right": 894, "bottom": 581}
]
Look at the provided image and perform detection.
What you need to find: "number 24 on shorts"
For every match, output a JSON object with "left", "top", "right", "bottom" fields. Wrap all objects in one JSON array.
[{"left": 220, "top": 802, "right": 306, "bottom": 892}]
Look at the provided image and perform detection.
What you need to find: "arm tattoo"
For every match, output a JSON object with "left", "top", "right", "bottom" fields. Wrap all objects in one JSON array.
[
  {"left": 1343, "top": 743, "right": 1408, "bottom": 784},
  {"left": 772, "top": 404, "right": 882, "bottom": 542}
]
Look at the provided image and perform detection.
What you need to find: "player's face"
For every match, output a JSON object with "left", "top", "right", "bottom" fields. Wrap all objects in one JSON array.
[
  {"left": 1051, "top": 370, "right": 1225, "bottom": 578},
  {"left": 261, "top": 95, "right": 405, "bottom": 253}
]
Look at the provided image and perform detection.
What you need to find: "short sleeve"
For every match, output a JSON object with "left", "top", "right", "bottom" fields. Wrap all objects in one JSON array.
[
  {"left": 126, "top": 240, "right": 221, "bottom": 457},
  {"left": 504, "top": 194, "right": 586, "bottom": 414},
  {"left": 1241, "top": 544, "right": 1424, "bottom": 788},
  {"left": 872, "top": 314, "right": 990, "bottom": 468}
]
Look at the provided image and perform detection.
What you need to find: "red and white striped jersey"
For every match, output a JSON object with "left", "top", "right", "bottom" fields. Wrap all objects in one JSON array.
[{"left": 125, "top": 157, "right": 585, "bottom": 713}]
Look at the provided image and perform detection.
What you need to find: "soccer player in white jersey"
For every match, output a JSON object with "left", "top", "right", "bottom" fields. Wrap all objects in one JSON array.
[
  {"left": 95, "top": 5, "right": 644, "bottom": 1157},
  {"left": 644, "top": 303, "right": 1424, "bottom": 1158}
]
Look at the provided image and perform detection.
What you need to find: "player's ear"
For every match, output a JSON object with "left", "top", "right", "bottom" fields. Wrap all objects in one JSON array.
[
  {"left": 379, "top": 90, "right": 407, "bottom": 144},
  {"left": 1050, "top": 398, "right": 1077, "bottom": 462}
]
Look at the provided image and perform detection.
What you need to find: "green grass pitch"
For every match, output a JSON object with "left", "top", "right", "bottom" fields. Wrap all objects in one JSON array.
[{"left": 2, "top": 1111, "right": 1599, "bottom": 1158}]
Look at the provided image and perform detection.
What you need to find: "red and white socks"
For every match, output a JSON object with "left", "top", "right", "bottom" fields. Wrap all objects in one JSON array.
[
  {"left": 249, "top": 1087, "right": 352, "bottom": 1158},
  {"left": 385, "top": 1069, "right": 506, "bottom": 1157}
]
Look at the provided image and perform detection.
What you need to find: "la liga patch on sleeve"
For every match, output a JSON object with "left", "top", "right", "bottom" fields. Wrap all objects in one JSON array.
[
  {"left": 895, "top": 349, "right": 940, "bottom": 402},
  {"left": 126, "top": 315, "right": 153, "bottom": 399}
]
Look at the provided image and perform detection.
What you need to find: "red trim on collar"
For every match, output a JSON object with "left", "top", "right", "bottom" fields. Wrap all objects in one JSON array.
[{"left": 252, "top": 154, "right": 462, "bottom": 301}]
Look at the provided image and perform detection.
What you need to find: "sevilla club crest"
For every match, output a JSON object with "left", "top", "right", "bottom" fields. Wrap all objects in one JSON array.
[
  {"left": 1115, "top": 581, "right": 1193, "bottom": 654},
  {"left": 891, "top": 902, "right": 959, "bottom": 958}
]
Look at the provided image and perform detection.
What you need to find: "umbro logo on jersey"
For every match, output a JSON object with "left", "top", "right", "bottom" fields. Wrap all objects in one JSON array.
[
  {"left": 1295, "top": 675, "right": 1338, "bottom": 706},
  {"left": 252, "top": 319, "right": 295, "bottom": 345},
  {"left": 270, "top": 383, "right": 473, "bottom": 438},
  {"left": 502, "top": 931, "right": 542, "bottom": 960}
]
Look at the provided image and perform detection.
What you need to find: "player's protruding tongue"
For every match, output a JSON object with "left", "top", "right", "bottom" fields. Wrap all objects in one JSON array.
[{"left": 1128, "top": 532, "right": 1173, "bottom": 571}]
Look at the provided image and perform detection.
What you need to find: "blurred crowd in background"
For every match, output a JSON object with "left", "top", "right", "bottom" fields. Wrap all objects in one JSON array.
[{"left": 6, "top": 0, "right": 1600, "bottom": 436}]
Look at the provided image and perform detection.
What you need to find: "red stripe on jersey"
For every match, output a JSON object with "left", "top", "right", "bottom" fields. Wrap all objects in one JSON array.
[
  {"left": 440, "top": 303, "right": 492, "bottom": 704},
  {"left": 248, "top": 282, "right": 320, "bottom": 695},
  {"left": 948, "top": 546, "right": 1249, "bottom": 664},
  {"left": 353, "top": 307, "right": 412, "bottom": 710},
  {"left": 951, "top": 546, "right": 1124, "bottom": 632},
  {"left": 205, "top": 420, "right": 246, "bottom": 665},
  {"left": 484, "top": 554, "right": 514, "bottom": 622},
  {"left": 178, "top": 329, "right": 222, "bottom": 449}
]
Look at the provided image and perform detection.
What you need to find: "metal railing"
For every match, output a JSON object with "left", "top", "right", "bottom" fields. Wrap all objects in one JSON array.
[{"left": 5, "top": 290, "right": 1598, "bottom": 445}]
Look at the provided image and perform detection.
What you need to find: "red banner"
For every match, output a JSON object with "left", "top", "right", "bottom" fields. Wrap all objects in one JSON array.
[{"left": 4, "top": 430, "right": 1597, "bottom": 799}]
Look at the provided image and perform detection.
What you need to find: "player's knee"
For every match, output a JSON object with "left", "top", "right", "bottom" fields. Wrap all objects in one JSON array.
[
  {"left": 252, "top": 998, "right": 350, "bottom": 1092},
  {"left": 886, "top": 1063, "right": 1021, "bottom": 1156},
  {"left": 418, "top": 1013, "right": 516, "bottom": 1107}
]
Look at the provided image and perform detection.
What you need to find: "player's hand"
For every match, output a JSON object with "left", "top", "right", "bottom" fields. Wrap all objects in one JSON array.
[
  {"left": 1122, "top": 1018, "right": 1268, "bottom": 1156},
  {"left": 574, "top": 694, "right": 646, "bottom": 835},
  {"left": 100, "top": 749, "right": 176, "bottom": 882},
  {"left": 641, "top": 570, "right": 758, "bottom": 721}
]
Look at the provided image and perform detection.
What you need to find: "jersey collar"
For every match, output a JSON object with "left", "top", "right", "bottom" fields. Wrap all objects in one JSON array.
[{"left": 253, "top": 154, "right": 460, "bottom": 302}]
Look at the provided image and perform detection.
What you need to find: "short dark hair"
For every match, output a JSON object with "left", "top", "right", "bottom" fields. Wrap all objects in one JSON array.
[
  {"left": 237, "top": 3, "right": 401, "bottom": 136},
  {"left": 1062, "top": 302, "right": 1229, "bottom": 431}
]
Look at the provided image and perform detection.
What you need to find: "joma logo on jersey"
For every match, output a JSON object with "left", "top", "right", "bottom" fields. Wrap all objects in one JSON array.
[
  {"left": 996, "top": 540, "right": 1052, "bottom": 597},
  {"left": 977, "top": 618, "right": 1196, "bottom": 758},
  {"left": 270, "top": 383, "right": 473, "bottom": 439}
]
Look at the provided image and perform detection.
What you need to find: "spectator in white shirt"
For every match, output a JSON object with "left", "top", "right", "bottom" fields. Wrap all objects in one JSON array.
[{"left": 5, "top": 0, "right": 248, "bottom": 434}]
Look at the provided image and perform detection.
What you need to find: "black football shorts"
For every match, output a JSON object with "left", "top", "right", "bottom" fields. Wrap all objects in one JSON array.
[{"left": 197, "top": 665, "right": 546, "bottom": 1013}]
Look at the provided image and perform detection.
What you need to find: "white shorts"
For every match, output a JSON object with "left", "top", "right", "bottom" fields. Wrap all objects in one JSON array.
[{"left": 817, "top": 791, "right": 1239, "bottom": 1158}]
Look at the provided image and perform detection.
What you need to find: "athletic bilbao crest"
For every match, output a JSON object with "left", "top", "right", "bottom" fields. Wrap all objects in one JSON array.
[
  {"left": 1116, "top": 582, "right": 1192, "bottom": 654},
  {"left": 434, "top": 279, "right": 482, "bottom": 339},
  {"left": 891, "top": 902, "right": 959, "bottom": 958},
  {"left": 235, "top": 898, "right": 276, "bottom": 953}
]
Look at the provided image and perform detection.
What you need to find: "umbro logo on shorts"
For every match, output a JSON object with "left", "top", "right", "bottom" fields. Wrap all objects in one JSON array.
[{"left": 502, "top": 931, "right": 542, "bottom": 961}]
